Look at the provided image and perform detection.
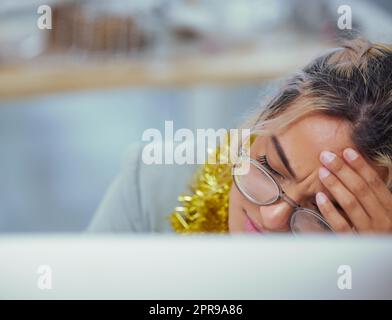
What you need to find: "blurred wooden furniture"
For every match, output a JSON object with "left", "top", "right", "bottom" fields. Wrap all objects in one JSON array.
[{"left": 0, "top": 42, "right": 329, "bottom": 100}]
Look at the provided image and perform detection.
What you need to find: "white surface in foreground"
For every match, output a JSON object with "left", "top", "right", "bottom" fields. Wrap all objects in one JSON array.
[{"left": 0, "top": 234, "right": 391, "bottom": 299}]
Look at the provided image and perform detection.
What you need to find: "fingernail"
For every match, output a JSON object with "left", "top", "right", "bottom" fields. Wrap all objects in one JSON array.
[
  {"left": 319, "top": 167, "right": 330, "bottom": 179},
  {"left": 320, "top": 151, "right": 336, "bottom": 165},
  {"left": 343, "top": 148, "right": 358, "bottom": 161},
  {"left": 316, "top": 192, "right": 328, "bottom": 205}
]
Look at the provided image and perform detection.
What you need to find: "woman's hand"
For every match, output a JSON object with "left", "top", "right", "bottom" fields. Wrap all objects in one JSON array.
[{"left": 315, "top": 148, "right": 392, "bottom": 233}]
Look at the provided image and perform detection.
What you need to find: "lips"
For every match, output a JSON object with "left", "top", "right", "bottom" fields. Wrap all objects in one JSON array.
[{"left": 243, "top": 209, "right": 263, "bottom": 233}]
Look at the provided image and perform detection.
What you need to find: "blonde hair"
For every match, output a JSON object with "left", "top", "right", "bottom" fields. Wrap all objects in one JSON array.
[{"left": 242, "top": 38, "right": 392, "bottom": 189}]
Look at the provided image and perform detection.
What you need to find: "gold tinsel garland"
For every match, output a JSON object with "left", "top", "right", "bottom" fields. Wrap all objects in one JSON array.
[{"left": 168, "top": 140, "right": 233, "bottom": 233}]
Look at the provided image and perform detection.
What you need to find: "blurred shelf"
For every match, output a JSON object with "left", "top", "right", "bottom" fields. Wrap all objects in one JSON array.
[{"left": 0, "top": 43, "right": 329, "bottom": 100}]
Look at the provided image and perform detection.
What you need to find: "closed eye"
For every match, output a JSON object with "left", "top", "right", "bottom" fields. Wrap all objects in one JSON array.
[{"left": 256, "top": 155, "right": 285, "bottom": 180}]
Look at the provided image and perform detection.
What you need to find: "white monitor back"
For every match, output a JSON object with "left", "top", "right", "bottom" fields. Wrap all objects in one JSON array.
[{"left": 0, "top": 234, "right": 391, "bottom": 299}]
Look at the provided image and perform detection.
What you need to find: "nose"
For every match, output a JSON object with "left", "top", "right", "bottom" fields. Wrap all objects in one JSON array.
[{"left": 259, "top": 200, "right": 294, "bottom": 231}]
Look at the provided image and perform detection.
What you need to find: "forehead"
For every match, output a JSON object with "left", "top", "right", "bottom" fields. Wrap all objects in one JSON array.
[
  {"left": 278, "top": 112, "right": 353, "bottom": 156},
  {"left": 253, "top": 112, "right": 353, "bottom": 177}
]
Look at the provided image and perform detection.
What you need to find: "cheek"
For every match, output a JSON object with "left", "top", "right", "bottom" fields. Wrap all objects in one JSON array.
[{"left": 228, "top": 184, "right": 246, "bottom": 232}]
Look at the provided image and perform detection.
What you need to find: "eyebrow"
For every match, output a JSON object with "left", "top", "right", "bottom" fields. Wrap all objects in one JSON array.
[
  {"left": 270, "top": 136, "right": 345, "bottom": 213},
  {"left": 271, "top": 135, "right": 297, "bottom": 179}
]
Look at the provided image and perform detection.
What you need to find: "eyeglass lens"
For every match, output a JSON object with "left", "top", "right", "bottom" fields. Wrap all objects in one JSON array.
[{"left": 234, "top": 159, "right": 332, "bottom": 233}]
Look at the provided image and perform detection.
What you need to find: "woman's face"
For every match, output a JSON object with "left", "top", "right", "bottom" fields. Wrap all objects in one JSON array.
[{"left": 228, "top": 112, "right": 386, "bottom": 233}]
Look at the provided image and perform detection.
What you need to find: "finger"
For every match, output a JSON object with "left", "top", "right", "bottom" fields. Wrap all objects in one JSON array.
[
  {"left": 315, "top": 191, "right": 353, "bottom": 233},
  {"left": 318, "top": 167, "right": 371, "bottom": 231},
  {"left": 343, "top": 148, "right": 392, "bottom": 214},
  {"left": 320, "top": 150, "right": 387, "bottom": 221}
]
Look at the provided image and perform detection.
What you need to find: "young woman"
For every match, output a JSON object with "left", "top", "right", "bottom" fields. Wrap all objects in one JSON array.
[{"left": 89, "top": 38, "right": 392, "bottom": 234}]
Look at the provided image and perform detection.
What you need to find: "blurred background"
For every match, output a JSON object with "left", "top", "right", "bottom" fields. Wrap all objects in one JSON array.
[{"left": 0, "top": 0, "right": 391, "bottom": 232}]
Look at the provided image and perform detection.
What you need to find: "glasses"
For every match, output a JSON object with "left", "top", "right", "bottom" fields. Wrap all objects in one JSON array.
[{"left": 232, "top": 151, "right": 334, "bottom": 234}]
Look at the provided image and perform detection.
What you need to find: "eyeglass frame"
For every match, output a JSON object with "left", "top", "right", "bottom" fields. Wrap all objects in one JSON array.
[{"left": 231, "top": 132, "right": 334, "bottom": 233}]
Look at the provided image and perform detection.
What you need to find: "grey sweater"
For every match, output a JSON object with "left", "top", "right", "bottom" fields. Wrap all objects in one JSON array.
[{"left": 87, "top": 144, "right": 198, "bottom": 233}]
